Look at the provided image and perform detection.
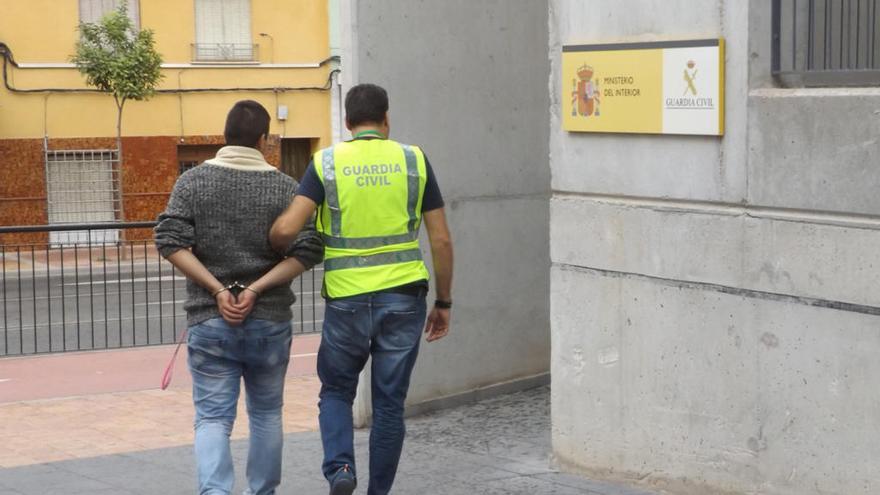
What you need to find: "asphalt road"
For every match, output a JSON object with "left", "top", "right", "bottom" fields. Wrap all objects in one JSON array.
[{"left": 0, "top": 264, "right": 325, "bottom": 357}]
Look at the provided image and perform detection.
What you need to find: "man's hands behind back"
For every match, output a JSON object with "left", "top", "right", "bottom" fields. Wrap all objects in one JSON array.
[
  {"left": 215, "top": 290, "right": 254, "bottom": 326},
  {"left": 231, "top": 289, "right": 258, "bottom": 322}
]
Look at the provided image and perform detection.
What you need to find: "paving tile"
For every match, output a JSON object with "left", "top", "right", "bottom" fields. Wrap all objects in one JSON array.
[
  {"left": 0, "top": 375, "right": 322, "bottom": 467},
  {"left": 535, "top": 472, "right": 664, "bottom": 495},
  {"left": 0, "top": 465, "right": 115, "bottom": 494},
  {"left": 0, "top": 385, "right": 665, "bottom": 495},
  {"left": 480, "top": 475, "right": 597, "bottom": 494}
]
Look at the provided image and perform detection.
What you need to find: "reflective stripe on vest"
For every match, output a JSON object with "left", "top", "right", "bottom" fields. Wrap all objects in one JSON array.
[
  {"left": 323, "top": 248, "right": 423, "bottom": 271},
  {"left": 320, "top": 143, "right": 423, "bottom": 259},
  {"left": 322, "top": 230, "right": 419, "bottom": 249},
  {"left": 321, "top": 150, "right": 343, "bottom": 236},
  {"left": 402, "top": 145, "right": 420, "bottom": 232}
]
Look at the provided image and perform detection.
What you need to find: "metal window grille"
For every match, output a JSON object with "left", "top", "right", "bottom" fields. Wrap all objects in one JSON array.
[
  {"left": 773, "top": 0, "right": 880, "bottom": 86},
  {"left": 178, "top": 160, "right": 200, "bottom": 175},
  {"left": 45, "top": 150, "right": 121, "bottom": 246},
  {"left": 177, "top": 144, "right": 221, "bottom": 173},
  {"left": 191, "top": 43, "right": 258, "bottom": 62}
]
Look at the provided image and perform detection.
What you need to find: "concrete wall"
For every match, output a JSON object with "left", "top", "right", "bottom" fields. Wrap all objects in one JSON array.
[
  {"left": 550, "top": 1, "right": 880, "bottom": 494},
  {"left": 343, "top": 0, "right": 551, "bottom": 416}
]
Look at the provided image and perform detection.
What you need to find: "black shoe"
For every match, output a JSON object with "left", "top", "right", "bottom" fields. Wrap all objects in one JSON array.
[{"left": 329, "top": 464, "right": 356, "bottom": 495}]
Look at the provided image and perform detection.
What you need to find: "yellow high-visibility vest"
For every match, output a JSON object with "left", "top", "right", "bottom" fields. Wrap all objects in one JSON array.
[{"left": 314, "top": 138, "right": 430, "bottom": 298}]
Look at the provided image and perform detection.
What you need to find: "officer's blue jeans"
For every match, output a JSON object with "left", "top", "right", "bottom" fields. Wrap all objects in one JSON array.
[
  {"left": 317, "top": 291, "right": 427, "bottom": 495},
  {"left": 187, "top": 317, "right": 293, "bottom": 495}
]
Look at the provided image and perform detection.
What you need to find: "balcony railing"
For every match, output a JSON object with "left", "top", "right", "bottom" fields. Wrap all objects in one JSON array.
[
  {"left": 191, "top": 43, "right": 259, "bottom": 63},
  {"left": 772, "top": 0, "right": 880, "bottom": 87}
]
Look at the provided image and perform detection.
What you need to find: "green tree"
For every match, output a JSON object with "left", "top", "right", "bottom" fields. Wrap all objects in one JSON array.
[{"left": 71, "top": 4, "right": 163, "bottom": 156}]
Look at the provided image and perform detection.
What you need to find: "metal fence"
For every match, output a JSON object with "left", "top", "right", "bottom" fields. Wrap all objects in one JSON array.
[
  {"left": 772, "top": 0, "right": 880, "bottom": 86},
  {"left": 0, "top": 222, "right": 322, "bottom": 358}
]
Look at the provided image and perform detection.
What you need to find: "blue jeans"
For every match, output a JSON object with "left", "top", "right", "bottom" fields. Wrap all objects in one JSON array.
[
  {"left": 317, "top": 291, "right": 427, "bottom": 495},
  {"left": 187, "top": 317, "right": 293, "bottom": 495}
]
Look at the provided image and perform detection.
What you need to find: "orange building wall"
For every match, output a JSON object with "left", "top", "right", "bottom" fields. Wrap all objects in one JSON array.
[{"left": 0, "top": 137, "right": 284, "bottom": 245}]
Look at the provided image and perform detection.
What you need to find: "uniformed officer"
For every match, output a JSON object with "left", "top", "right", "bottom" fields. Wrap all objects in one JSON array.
[{"left": 269, "top": 83, "right": 454, "bottom": 495}]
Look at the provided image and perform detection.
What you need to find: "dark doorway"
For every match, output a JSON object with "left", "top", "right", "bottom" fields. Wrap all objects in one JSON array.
[{"left": 280, "top": 138, "right": 316, "bottom": 180}]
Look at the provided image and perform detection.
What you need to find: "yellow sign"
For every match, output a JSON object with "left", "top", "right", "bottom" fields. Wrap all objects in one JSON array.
[{"left": 562, "top": 39, "right": 724, "bottom": 136}]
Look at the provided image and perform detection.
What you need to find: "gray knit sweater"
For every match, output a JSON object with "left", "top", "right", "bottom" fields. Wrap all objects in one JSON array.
[{"left": 154, "top": 146, "right": 323, "bottom": 326}]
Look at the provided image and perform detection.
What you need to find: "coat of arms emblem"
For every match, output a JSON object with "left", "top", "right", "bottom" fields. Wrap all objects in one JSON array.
[{"left": 571, "top": 64, "right": 600, "bottom": 117}]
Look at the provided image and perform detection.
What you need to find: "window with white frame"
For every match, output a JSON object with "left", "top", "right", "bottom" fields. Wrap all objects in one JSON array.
[
  {"left": 194, "top": 0, "right": 254, "bottom": 62},
  {"left": 79, "top": 0, "right": 140, "bottom": 28}
]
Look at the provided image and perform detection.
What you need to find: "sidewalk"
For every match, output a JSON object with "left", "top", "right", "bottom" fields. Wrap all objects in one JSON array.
[
  {"left": 0, "top": 335, "right": 321, "bottom": 467},
  {"left": 0, "top": 342, "right": 663, "bottom": 494},
  {"left": 1, "top": 244, "right": 163, "bottom": 275}
]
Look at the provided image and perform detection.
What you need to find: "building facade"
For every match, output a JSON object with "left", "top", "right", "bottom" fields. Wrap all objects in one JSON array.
[
  {"left": 550, "top": 1, "right": 880, "bottom": 494},
  {"left": 0, "top": 0, "right": 336, "bottom": 244}
]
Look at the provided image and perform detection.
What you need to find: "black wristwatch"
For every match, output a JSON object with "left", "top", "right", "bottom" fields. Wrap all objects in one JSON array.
[{"left": 434, "top": 299, "right": 452, "bottom": 309}]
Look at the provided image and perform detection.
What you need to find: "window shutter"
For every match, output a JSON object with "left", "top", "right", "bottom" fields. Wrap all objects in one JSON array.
[
  {"left": 224, "top": 0, "right": 251, "bottom": 46},
  {"left": 124, "top": 0, "right": 140, "bottom": 29},
  {"left": 78, "top": 0, "right": 139, "bottom": 28},
  {"left": 195, "top": 0, "right": 225, "bottom": 46},
  {"left": 78, "top": 0, "right": 99, "bottom": 24},
  {"left": 195, "top": 0, "right": 252, "bottom": 60}
]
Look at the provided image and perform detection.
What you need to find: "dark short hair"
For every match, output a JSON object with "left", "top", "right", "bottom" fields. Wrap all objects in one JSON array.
[
  {"left": 345, "top": 84, "right": 389, "bottom": 127},
  {"left": 224, "top": 100, "right": 271, "bottom": 148}
]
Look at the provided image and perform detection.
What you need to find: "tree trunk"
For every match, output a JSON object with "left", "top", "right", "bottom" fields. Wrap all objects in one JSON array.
[
  {"left": 115, "top": 99, "right": 125, "bottom": 222},
  {"left": 116, "top": 100, "right": 124, "bottom": 158}
]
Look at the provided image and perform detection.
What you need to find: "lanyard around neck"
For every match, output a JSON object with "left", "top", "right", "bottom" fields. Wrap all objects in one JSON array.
[{"left": 354, "top": 130, "right": 385, "bottom": 139}]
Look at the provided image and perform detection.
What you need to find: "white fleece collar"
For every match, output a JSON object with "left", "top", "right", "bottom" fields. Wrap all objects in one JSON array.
[{"left": 205, "top": 146, "right": 277, "bottom": 172}]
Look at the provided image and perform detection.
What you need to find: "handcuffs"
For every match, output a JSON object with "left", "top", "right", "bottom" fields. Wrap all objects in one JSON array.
[{"left": 211, "top": 281, "right": 259, "bottom": 297}]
